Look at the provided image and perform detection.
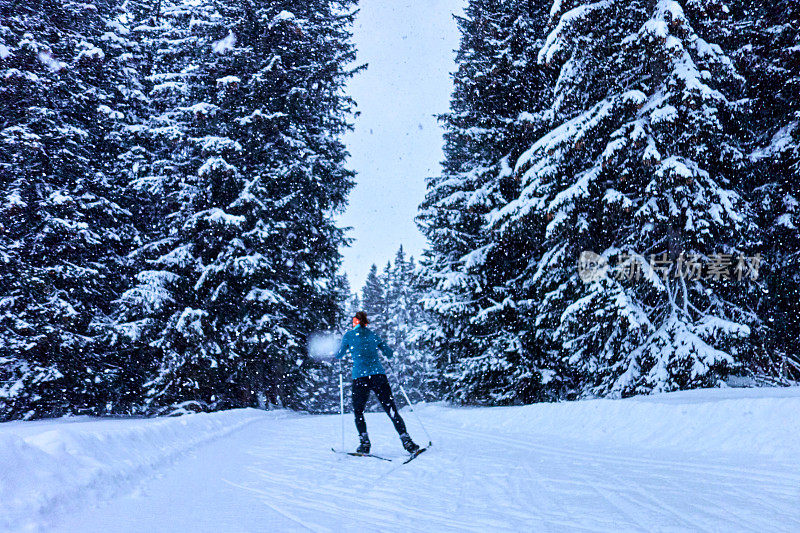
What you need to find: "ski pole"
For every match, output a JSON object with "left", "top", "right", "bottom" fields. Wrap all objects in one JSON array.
[
  {"left": 338, "top": 359, "right": 345, "bottom": 451},
  {"left": 383, "top": 358, "right": 433, "bottom": 446}
]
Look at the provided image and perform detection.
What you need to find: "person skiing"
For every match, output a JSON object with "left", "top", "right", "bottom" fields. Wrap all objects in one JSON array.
[{"left": 335, "top": 311, "right": 420, "bottom": 455}]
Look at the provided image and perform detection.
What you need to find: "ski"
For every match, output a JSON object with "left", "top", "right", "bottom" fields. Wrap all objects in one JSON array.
[
  {"left": 402, "top": 446, "right": 428, "bottom": 464},
  {"left": 331, "top": 448, "right": 393, "bottom": 462}
]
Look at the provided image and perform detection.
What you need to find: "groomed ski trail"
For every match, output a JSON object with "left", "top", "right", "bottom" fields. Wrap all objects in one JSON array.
[{"left": 36, "top": 392, "right": 800, "bottom": 532}]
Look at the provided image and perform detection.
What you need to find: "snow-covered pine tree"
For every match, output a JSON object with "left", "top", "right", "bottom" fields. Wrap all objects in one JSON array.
[
  {"left": 349, "top": 248, "right": 439, "bottom": 403},
  {"left": 113, "top": 0, "right": 232, "bottom": 414},
  {"left": 348, "top": 292, "right": 361, "bottom": 319},
  {"left": 0, "top": 0, "right": 138, "bottom": 419},
  {"left": 384, "top": 247, "right": 438, "bottom": 402},
  {"left": 731, "top": 0, "right": 800, "bottom": 382},
  {"left": 115, "top": 0, "right": 356, "bottom": 413},
  {"left": 417, "top": 0, "right": 555, "bottom": 404},
  {"left": 495, "top": 0, "right": 756, "bottom": 396},
  {"left": 95, "top": 1, "right": 173, "bottom": 413},
  {"left": 384, "top": 249, "right": 412, "bottom": 388},
  {"left": 380, "top": 260, "right": 393, "bottom": 331},
  {"left": 361, "top": 263, "right": 388, "bottom": 336}
]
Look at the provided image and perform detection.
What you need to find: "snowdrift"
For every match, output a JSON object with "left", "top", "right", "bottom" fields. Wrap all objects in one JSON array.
[
  {"left": 0, "top": 408, "right": 277, "bottom": 531},
  {"left": 419, "top": 386, "right": 800, "bottom": 461}
]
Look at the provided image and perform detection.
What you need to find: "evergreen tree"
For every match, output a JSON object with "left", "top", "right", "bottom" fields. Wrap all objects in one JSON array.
[
  {"left": 731, "top": 0, "right": 800, "bottom": 382},
  {"left": 385, "top": 247, "right": 438, "bottom": 402},
  {"left": 495, "top": 0, "right": 757, "bottom": 396},
  {"left": 348, "top": 292, "right": 361, "bottom": 319},
  {"left": 354, "top": 247, "right": 440, "bottom": 403},
  {"left": 417, "top": 0, "right": 555, "bottom": 404},
  {"left": 0, "top": 0, "right": 138, "bottom": 419},
  {"left": 115, "top": 0, "right": 357, "bottom": 413},
  {"left": 361, "top": 263, "right": 387, "bottom": 335}
]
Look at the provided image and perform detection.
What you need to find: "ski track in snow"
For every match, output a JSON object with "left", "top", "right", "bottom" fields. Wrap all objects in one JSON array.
[
  {"left": 3, "top": 389, "right": 798, "bottom": 532},
  {"left": 27, "top": 405, "right": 798, "bottom": 532}
]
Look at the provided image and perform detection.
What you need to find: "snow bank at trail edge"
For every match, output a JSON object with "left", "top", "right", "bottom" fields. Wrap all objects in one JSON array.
[
  {"left": 0, "top": 408, "right": 278, "bottom": 531},
  {"left": 418, "top": 386, "right": 800, "bottom": 461},
  {"left": 2, "top": 387, "right": 799, "bottom": 531}
]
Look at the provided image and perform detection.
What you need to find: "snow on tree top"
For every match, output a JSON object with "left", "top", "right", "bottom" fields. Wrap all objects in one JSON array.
[
  {"left": 5, "top": 191, "right": 26, "bottom": 208},
  {"left": 77, "top": 41, "right": 105, "bottom": 61},
  {"left": 275, "top": 11, "right": 296, "bottom": 21},
  {"left": 695, "top": 316, "right": 751, "bottom": 338},
  {"left": 549, "top": 0, "right": 564, "bottom": 18},
  {"left": 4, "top": 69, "right": 38, "bottom": 82},
  {"left": 657, "top": 156, "right": 702, "bottom": 180},
  {"left": 195, "top": 208, "right": 246, "bottom": 228},
  {"left": 194, "top": 136, "right": 242, "bottom": 153},
  {"left": 1, "top": 125, "right": 41, "bottom": 142},
  {"left": 216, "top": 75, "right": 241, "bottom": 86},
  {"left": 97, "top": 105, "right": 124, "bottom": 120},
  {"left": 198, "top": 157, "right": 236, "bottom": 177},
  {"left": 37, "top": 51, "right": 66, "bottom": 72},
  {"left": 539, "top": 1, "right": 613, "bottom": 65},
  {"left": 236, "top": 109, "right": 286, "bottom": 125},
  {"left": 642, "top": 18, "right": 669, "bottom": 40},
  {"left": 152, "top": 81, "right": 188, "bottom": 95},
  {"left": 749, "top": 122, "right": 798, "bottom": 161},
  {"left": 212, "top": 31, "right": 236, "bottom": 54},
  {"left": 181, "top": 102, "right": 220, "bottom": 116},
  {"left": 48, "top": 191, "right": 74, "bottom": 205},
  {"left": 650, "top": 104, "right": 679, "bottom": 124},
  {"left": 777, "top": 214, "right": 796, "bottom": 229}
]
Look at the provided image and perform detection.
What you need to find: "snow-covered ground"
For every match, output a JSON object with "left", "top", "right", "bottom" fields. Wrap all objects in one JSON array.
[{"left": 2, "top": 387, "right": 799, "bottom": 532}]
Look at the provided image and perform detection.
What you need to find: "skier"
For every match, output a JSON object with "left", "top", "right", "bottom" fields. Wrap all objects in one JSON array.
[{"left": 336, "top": 311, "right": 420, "bottom": 455}]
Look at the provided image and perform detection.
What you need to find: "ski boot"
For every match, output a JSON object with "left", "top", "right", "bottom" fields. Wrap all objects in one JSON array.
[
  {"left": 399, "top": 433, "right": 420, "bottom": 454},
  {"left": 356, "top": 433, "right": 371, "bottom": 454}
]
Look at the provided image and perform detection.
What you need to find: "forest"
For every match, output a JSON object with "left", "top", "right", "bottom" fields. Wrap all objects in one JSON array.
[{"left": 1, "top": 0, "right": 797, "bottom": 420}]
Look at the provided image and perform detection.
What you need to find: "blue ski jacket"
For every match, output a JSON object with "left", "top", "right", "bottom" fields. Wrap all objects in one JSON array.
[{"left": 335, "top": 325, "right": 393, "bottom": 379}]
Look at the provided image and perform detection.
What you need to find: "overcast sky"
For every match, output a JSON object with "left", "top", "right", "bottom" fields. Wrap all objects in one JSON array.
[{"left": 337, "top": 0, "right": 465, "bottom": 291}]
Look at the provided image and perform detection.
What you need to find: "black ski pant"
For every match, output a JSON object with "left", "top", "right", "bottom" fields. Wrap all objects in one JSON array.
[{"left": 352, "top": 373, "right": 407, "bottom": 436}]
